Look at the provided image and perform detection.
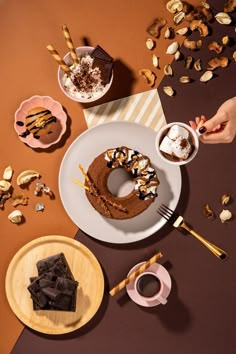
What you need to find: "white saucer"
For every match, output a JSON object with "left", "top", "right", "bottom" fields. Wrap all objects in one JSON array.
[{"left": 126, "top": 262, "right": 172, "bottom": 307}]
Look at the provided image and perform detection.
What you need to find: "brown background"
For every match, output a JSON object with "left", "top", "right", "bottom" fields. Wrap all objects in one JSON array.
[{"left": 0, "top": 0, "right": 236, "bottom": 353}]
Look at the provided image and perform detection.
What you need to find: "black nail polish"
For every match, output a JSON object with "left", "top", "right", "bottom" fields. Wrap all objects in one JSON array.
[{"left": 199, "top": 126, "right": 207, "bottom": 134}]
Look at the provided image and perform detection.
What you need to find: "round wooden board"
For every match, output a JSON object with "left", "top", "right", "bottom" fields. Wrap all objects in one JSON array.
[{"left": 5, "top": 235, "right": 104, "bottom": 334}]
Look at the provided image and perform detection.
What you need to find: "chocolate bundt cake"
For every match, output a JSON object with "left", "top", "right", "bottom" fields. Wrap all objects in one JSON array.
[{"left": 85, "top": 146, "right": 159, "bottom": 219}]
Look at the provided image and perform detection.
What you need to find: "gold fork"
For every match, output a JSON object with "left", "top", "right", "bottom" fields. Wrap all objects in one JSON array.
[{"left": 157, "top": 204, "right": 228, "bottom": 261}]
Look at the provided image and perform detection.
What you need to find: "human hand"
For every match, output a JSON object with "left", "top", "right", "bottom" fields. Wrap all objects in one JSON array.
[{"left": 189, "top": 97, "right": 236, "bottom": 144}]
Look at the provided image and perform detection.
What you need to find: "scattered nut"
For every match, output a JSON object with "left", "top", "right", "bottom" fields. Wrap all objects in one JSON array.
[
  {"left": 233, "top": 51, "right": 236, "bottom": 61},
  {"left": 146, "top": 38, "right": 155, "bottom": 50},
  {"left": 12, "top": 194, "right": 29, "bottom": 207},
  {"left": 194, "top": 58, "right": 202, "bottom": 71},
  {"left": 147, "top": 18, "right": 167, "bottom": 38},
  {"left": 185, "top": 5, "right": 213, "bottom": 22},
  {"left": 201, "top": 1, "right": 211, "bottom": 9},
  {"left": 185, "top": 56, "right": 193, "bottom": 69},
  {"left": 203, "top": 203, "right": 215, "bottom": 219},
  {"left": 139, "top": 69, "right": 156, "bottom": 87},
  {"left": 0, "top": 180, "right": 11, "bottom": 192},
  {"left": 175, "top": 27, "right": 189, "bottom": 36},
  {"left": 189, "top": 19, "right": 209, "bottom": 37},
  {"left": 183, "top": 38, "right": 202, "bottom": 50},
  {"left": 164, "top": 27, "right": 174, "bottom": 39},
  {"left": 224, "top": 0, "right": 236, "bottom": 13},
  {"left": 0, "top": 191, "right": 11, "bottom": 208},
  {"left": 222, "top": 35, "right": 230, "bottom": 45},
  {"left": 174, "top": 50, "right": 182, "bottom": 60},
  {"left": 163, "top": 86, "right": 175, "bottom": 96},
  {"left": 166, "top": 41, "right": 179, "bottom": 54},
  {"left": 8, "top": 210, "right": 23, "bottom": 224},
  {"left": 221, "top": 193, "right": 231, "bottom": 206},
  {"left": 152, "top": 54, "right": 159, "bottom": 68},
  {"left": 35, "top": 202, "right": 45, "bottom": 212},
  {"left": 16, "top": 170, "right": 40, "bottom": 186},
  {"left": 166, "top": 0, "right": 183, "bottom": 13},
  {"left": 207, "top": 57, "right": 228, "bottom": 70},
  {"left": 215, "top": 12, "right": 232, "bottom": 25},
  {"left": 173, "top": 11, "right": 185, "bottom": 24},
  {"left": 164, "top": 64, "right": 173, "bottom": 76},
  {"left": 179, "top": 76, "right": 191, "bottom": 83},
  {"left": 208, "top": 41, "right": 223, "bottom": 54},
  {"left": 219, "top": 209, "right": 232, "bottom": 223},
  {"left": 200, "top": 70, "right": 213, "bottom": 82},
  {"left": 3, "top": 166, "right": 13, "bottom": 181}
]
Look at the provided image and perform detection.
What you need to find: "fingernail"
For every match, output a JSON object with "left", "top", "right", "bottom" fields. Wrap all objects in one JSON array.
[{"left": 199, "top": 126, "right": 207, "bottom": 134}]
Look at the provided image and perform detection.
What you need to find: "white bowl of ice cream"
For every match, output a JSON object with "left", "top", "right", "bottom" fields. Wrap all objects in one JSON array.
[
  {"left": 155, "top": 122, "right": 199, "bottom": 165},
  {"left": 58, "top": 46, "right": 113, "bottom": 103}
]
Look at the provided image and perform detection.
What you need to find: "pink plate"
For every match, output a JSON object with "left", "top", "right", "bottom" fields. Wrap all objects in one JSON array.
[
  {"left": 126, "top": 262, "right": 172, "bottom": 307},
  {"left": 14, "top": 95, "right": 67, "bottom": 149}
]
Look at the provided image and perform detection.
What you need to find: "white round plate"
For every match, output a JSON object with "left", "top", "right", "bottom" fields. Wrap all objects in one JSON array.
[{"left": 59, "top": 121, "right": 181, "bottom": 244}]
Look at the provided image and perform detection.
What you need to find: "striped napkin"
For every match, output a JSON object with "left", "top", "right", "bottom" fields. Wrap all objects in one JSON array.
[{"left": 83, "top": 89, "right": 166, "bottom": 131}]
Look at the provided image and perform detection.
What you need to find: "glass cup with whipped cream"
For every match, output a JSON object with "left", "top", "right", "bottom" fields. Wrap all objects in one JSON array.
[
  {"left": 58, "top": 46, "right": 113, "bottom": 103},
  {"left": 155, "top": 122, "right": 199, "bottom": 165}
]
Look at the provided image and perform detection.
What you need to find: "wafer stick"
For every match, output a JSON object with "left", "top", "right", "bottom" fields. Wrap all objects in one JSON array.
[
  {"left": 109, "top": 252, "right": 163, "bottom": 296},
  {"left": 46, "top": 44, "right": 72, "bottom": 74},
  {"left": 62, "top": 24, "right": 79, "bottom": 66},
  {"left": 72, "top": 179, "right": 89, "bottom": 190}
]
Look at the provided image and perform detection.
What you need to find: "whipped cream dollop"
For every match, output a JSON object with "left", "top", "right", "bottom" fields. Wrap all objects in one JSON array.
[
  {"left": 62, "top": 53, "right": 105, "bottom": 100},
  {"left": 159, "top": 125, "right": 193, "bottom": 161},
  {"left": 104, "top": 146, "right": 159, "bottom": 200}
]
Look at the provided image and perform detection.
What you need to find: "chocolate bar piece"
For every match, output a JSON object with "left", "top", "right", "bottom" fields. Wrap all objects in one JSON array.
[
  {"left": 92, "top": 57, "right": 113, "bottom": 84},
  {"left": 90, "top": 45, "right": 113, "bottom": 62},
  {"left": 28, "top": 253, "right": 78, "bottom": 312}
]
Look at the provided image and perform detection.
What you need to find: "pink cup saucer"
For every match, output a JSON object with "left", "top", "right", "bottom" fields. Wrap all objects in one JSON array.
[
  {"left": 126, "top": 262, "right": 172, "bottom": 307},
  {"left": 14, "top": 95, "right": 67, "bottom": 149}
]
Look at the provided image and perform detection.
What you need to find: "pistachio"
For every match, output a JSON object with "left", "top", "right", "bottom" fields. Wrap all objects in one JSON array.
[
  {"left": 174, "top": 50, "right": 182, "bottom": 60},
  {"left": 146, "top": 38, "right": 155, "bottom": 50},
  {"left": 173, "top": 11, "right": 185, "bottom": 24},
  {"left": 207, "top": 57, "right": 228, "bottom": 70},
  {"left": 163, "top": 86, "right": 175, "bottom": 96},
  {"left": 224, "top": 0, "right": 236, "bottom": 13},
  {"left": 166, "top": 0, "right": 183, "bottom": 13},
  {"left": 3, "top": 166, "right": 13, "bottom": 181},
  {"left": 179, "top": 76, "right": 191, "bottom": 83},
  {"left": 139, "top": 69, "right": 156, "bottom": 87},
  {"left": 16, "top": 170, "right": 40, "bottom": 186},
  {"left": 166, "top": 41, "right": 179, "bottom": 54},
  {"left": 183, "top": 38, "right": 202, "bottom": 50},
  {"left": 146, "top": 18, "right": 167, "bottom": 38},
  {"left": 221, "top": 193, "right": 231, "bottom": 206},
  {"left": 185, "top": 56, "right": 193, "bottom": 69},
  {"left": 164, "top": 64, "right": 173, "bottom": 76},
  {"left": 215, "top": 12, "right": 232, "bottom": 25},
  {"left": 203, "top": 203, "right": 215, "bottom": 219},
  {"left": 200, "top": 70, "right": 213, "bottom": 82},
  {"left": 8, "top": 210, "right": 23, "bottom": 224},
  {"left": 0, "top": 180, "right": 11, "bottom": 192},
  {"left": 222, "top": 35, "right": 229, "bottom": 45},
  {"left": 175, "top": 27, "right": 189, "bottom": 36},
  {"left": 208, "top": 41, "right": 223, "bottom": 54},
  {"left": 194, "top": 58, "right": 202, "bottom": 71},
  {"left": 219, "top": 209, "right": 232, "bottom": 223},
  {"left": 152, "top": 54, "right": 159, "bottom": 68},
  {"left": 233, "top": 51, "right": 236, "bottom": 61}
]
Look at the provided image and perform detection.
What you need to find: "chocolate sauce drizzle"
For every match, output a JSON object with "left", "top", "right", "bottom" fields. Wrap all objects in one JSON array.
[{"left": 17, "top": 109, "right": 57, "bottom": 140}]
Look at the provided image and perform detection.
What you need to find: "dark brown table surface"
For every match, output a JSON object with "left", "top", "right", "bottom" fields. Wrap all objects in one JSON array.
[{"left": 1, "top": 0, "right": 236, "bottom": 353}]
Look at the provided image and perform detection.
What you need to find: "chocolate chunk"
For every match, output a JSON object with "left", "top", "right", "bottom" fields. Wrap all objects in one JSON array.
[
  {"left": 92, "top": 57, "right": 113, "bottom": 84},
  {"left": 90, "top": 45, "right": 113, "bottom": 62},
  {"left": 28, "top": 253, "right": 78, "bottom": 311}
]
